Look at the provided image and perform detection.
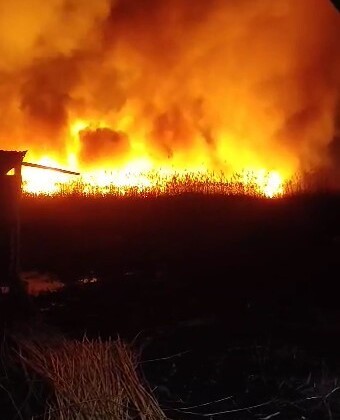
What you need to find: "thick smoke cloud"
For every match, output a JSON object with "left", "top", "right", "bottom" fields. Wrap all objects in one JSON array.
[
  {"left": 0, "top": 0, "right": 339, "bottom": 178},
  {"left": 0, "top": 0, "right": 110, "bottom": 151}
]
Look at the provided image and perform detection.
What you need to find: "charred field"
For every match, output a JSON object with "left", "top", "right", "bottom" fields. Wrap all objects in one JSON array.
[{"left": 12, "top": 191, "right": 340, "bottom": 419}]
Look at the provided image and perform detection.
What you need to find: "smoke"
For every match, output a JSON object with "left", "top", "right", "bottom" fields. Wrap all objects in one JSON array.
[
  {"left": 79, "top": 128, "right": 129, "bottom": 165},
  {"left": 0, "top": 0, "right": 109, "bottom": 70},
  {"left": 0, "top": 0, "right": 339, "bottom": 178}
]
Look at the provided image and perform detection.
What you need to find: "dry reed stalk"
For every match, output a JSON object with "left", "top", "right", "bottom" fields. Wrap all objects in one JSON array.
[
  {"left": 23, "top": 170, "right": 296, "bottom": 198},
  {"left": 14, "top": 335, "right": 167, "bottom": 420}
]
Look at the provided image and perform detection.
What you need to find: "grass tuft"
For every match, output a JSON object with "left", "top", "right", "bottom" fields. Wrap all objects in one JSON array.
[{"left": 14, "top": 334, "right": 167, "bottom": 419}]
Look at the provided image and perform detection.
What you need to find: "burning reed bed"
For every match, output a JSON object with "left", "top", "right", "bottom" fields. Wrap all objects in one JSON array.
[
  {"left": 2, "top": 333, "right": 167, "bottom": 420},
  {"left": 22, "top": 170, "right": 292, "bottom": 198},
  {"left": 22, "top": 169, "right": 336, "bottom": 199}
]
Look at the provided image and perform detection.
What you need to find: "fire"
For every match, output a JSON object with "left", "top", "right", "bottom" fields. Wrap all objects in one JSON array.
[
  {"left": 20, "top": 117, "right": 287, "bottom": 197},
  {"left": 22, "top": 157, "right": 71, "bottom": 195},
  {"left": 244, "top": 170, "right": 284, "bottom": 198},
  {"left": 22, "top": 163, "right": 285, "bottom": 198},
  {"left": 264, "top": 172, "right": 284, "bottom": 198},
  {"left": 0, "top": 0, "right": 339, "bottom": 198},
  {"left": 22, "top": 118, "right": 286, "bottom": 197},
  {"left": 19, "top": 116, "right": 288, "bottom": 197}
]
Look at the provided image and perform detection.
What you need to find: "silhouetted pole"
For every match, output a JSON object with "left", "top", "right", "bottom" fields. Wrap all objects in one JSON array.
[
  {"left": 22, "top": 162, "right": 80, "bottom": 176},
  {"left": 10, "top": 161, "right": 23, "bottom": 294}
]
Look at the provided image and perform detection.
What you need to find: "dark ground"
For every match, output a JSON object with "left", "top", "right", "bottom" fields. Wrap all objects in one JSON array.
[{"left": 11, "top": 193, "right": 340, "bottom": 418}]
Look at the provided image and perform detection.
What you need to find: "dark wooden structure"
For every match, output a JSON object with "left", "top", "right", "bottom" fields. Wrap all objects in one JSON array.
[
  {"left": 0, "top": 150, "right": 26, "bottom": 294},
  {"left": 0, "top": 151, "right": 79, "bottom": 297}
]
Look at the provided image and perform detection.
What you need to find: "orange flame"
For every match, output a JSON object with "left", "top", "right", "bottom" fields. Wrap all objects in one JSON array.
[
  {"left": 21, "top": 119, "right": 287, "bottom": 197},
  {"left": 1, "top": 0, "right": 339, "bottom": 197}
]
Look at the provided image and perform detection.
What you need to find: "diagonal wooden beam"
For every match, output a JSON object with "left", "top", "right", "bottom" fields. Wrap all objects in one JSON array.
[{"left": 22, "top": 162, "right": 80, "bottom": 176}]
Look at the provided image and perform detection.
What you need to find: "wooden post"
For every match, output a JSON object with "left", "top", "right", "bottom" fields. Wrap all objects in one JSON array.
[
  {"left": 9, "top": 161, "right": 23, "bottom": 293},
  {"left": 0, "top": 151, "right": 26, "bottom": 297},
  {"left": 0, "top": 150, "right": 78, "bottom": 312}
]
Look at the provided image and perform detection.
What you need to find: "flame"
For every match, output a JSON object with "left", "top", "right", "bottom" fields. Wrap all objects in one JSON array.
[
  {"left": 1, "top": 0, "right": 339, "bottom": 198},
  {"left": 244, "top": 170, "right": 284, "bottom": 198},
  {"left": 21, "top": 118, "right": 286, "bottom": 197},
  {"left": 22, "top": 119, "right": 285, "bottom": 196},
  {"left": 264, "top": 172, "right": 284, "bottom": 198},
  {"left": 20, "top": 117, "right": 287, "bottom": 197},
  {"left": 22, "top": 157, "right": 71, "bottom": 195}
]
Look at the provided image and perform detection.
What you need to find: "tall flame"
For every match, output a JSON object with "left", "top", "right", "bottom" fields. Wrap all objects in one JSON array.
[{"left": 0, "top": 0, "right": 339, "bottom": 197}]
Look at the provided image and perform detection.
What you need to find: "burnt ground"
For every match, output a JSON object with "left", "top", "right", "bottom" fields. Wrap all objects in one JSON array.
[{"left": 13, "top": 193, "right": 340, "bottom": 418}]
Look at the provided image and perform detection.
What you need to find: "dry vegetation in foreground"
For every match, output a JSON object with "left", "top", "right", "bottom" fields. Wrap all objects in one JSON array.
[{"left": 6, "top": 334, "right": 167, "bottom": 420}]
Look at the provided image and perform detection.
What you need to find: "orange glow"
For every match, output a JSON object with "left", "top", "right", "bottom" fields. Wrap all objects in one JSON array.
[
  {"left": 0, "top": 0, "right": 339, "bottom": 198},
  {"left": 22, "top": 157, "right": 71, "bottom": 195},
  {"left": 21, "top": 119, "right": 287, "bottom": 197}
]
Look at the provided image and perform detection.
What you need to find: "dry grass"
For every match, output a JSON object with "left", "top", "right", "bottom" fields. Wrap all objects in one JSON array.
[
  {"left": 14, "top": 335, "right": 167, "bottom": 420},
  {"left": 23, "top": 170, "right": 295, "bottom": 198},
  {"left": 22, "top": 167, "right": 340, "bottom": 199}
]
